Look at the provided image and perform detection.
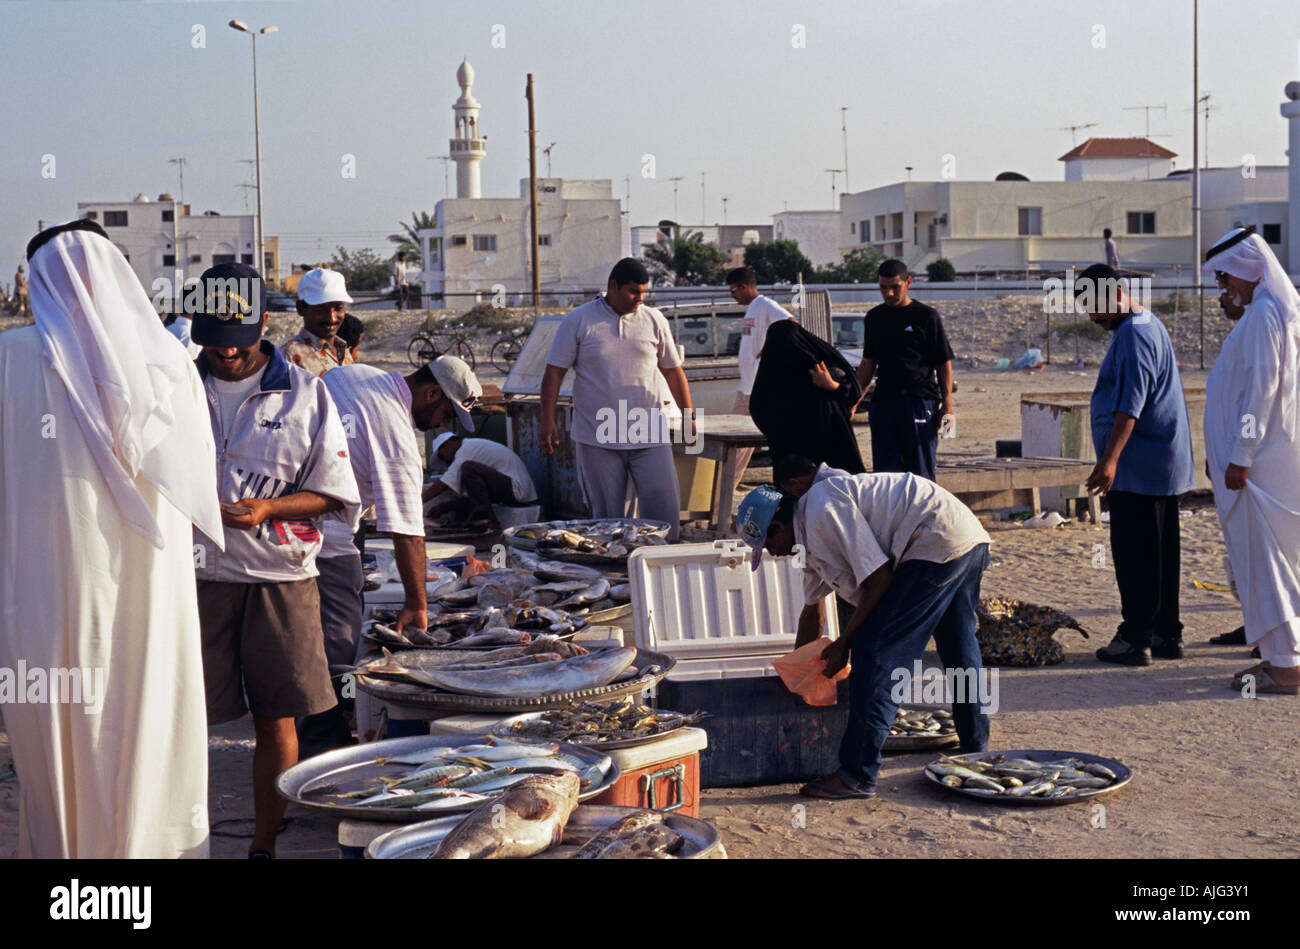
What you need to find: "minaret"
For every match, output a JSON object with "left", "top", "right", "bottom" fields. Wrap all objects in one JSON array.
[{"left": 451, "top": 58, "right": 486, "bottom": 199}]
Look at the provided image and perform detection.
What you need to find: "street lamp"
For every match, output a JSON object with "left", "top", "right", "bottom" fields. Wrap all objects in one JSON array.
[{"left": 229, "top": 19, "right": 277, "bottom": 285}]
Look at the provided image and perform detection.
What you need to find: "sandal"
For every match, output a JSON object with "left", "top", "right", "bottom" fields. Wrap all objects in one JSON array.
[
  {"left": 799, "top": 773, "right": 876, "bottom": 800},
  {"left": 1254, "top": 668, "right": 1300, "bottom": 695}
]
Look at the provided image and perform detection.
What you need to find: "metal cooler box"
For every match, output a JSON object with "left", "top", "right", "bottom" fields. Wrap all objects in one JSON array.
[{"left": 589, "top": 727, "right": 708, "bottom": 817}]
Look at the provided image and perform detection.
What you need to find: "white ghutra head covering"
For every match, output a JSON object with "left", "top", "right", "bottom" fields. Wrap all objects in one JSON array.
[
  {"left": 26, "top": 221, "right": 224, "bottom": 549},
  {"left": 1203, "top": 226, "right": 1300, "bottom": 438}
]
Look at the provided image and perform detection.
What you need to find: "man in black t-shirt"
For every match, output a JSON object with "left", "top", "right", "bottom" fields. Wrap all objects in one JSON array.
[{"left": 855, "top": 259, "right": 953, "bottom": 481}]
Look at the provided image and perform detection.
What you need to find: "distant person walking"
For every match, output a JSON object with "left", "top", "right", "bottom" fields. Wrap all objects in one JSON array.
[
  {"left": 857, "top": 259, "right": 954, "bottom": 480},
  {"left": 1104, "top": 228, "right": 1121, "bottom": 270},
  {"left": 393, "top": 252, "right": 409, "bottom": 311},
  {"left": 13, "top": 263, "right": 30, "bottom": 318},
  {"left": 1075, "top": 264, "right": 1195, "bottom": 666}
]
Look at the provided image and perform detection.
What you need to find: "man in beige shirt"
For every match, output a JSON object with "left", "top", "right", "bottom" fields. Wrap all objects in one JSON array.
[{"left": 282, "top": 268, "right": 355, "bottom": 377}]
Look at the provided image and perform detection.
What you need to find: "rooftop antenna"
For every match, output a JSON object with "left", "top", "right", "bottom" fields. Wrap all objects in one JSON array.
[
  {"left": 825, "top": 168, "right": 843, "bottom": 209},
  {"left": 167, "top": 155, "right": 187, "bottom": 206},
  {"left": 1056, "top": 121, "right": 1099, "bottom": 146},
  {"left": 721, "top": 195, "right": 729, "bottom": 227},
  {"left": 543, "top": 142, "right": 556, "bottom": 178},
  {"left": 840, "top": 106, "right": 850, "bottom": 192},
  {"left": 667, "top": 176, "right": 684, "bottom": 222},
  {"left": 427, "top": 155, "right": 452, "bottom": 200},
  {"left": 1193, "top": 92, "right": 1217, "bottom": 168},
  {"left": 1123, "top": 102, "right": 1168, "bottom": 178}
]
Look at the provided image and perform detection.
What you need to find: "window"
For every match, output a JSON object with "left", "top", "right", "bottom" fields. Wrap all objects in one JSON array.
[
  {"left": 1126, "top": 211, "right": 1156, "bottom": 234},
  {"left": 189, "top": 254, "right": 202, "bottom": 264},
  {"left": 859, "top": 220, "right": 869, "bottom": 244},
  {"left": 104, "top": 211, "right": 128, "bottom": 227},
  {"left": 849, "top": 222, "right": 856, "bottom": 235},
  {"left": 241, "top": 253, "right": 253, "bottom": 264},
  {"left": 264, "top": 254, "right": 275, "bottom": 272},
  {"left": 1017, "top": 207, "right": 1042, "bottom": 236},
  {"left": 451, "top": 235, "right": 468, "bottom": 246},
  {"left": 538, "top": 234, "right": 552, "bottom": 247},
  {"left": 162, "top": 254, "right": 175, "bottom": 266},
  {"left": 161, "top": 209, "right": 174, "bottom": 223},
  {"left": 473, "top": 235, "right": 497, "bottom": 252},
  {"left": 212, "top": 254, "right": 235, "bottom": 265},
  {"left": 84, "top": 211, "right": 97, "bottom": 220},
  {"left": 1263, "top": 223, "right": 1282, "bottom": 245}
]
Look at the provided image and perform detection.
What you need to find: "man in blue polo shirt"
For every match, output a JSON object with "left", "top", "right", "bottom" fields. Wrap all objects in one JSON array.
[{"left": 1077, "top": 264, "right": 1195, "bottom": 665}]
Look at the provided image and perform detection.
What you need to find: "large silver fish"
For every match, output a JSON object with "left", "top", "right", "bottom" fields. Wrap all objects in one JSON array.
[
  {"left": 556, "top": 580, "right": 610, "bottom": 610},
  {"left": 410, "top": 647, "right": 638, "bottom": 698},
  {"left": 430, "top": 772, "right": 581, "bottom": 859}
]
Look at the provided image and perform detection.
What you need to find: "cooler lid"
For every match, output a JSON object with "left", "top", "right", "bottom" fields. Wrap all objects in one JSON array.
[{"left": 628, "top": 540, "right": 839, "bottom": 660}]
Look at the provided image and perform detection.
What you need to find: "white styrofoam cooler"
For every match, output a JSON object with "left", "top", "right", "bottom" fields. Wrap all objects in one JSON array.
[{"left": 627, "top": 540, "right": 839, "bottom": 681}]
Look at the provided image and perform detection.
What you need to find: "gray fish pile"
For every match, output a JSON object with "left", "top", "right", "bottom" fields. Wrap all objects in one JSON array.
[
  {"left": 926, "top": 753, "right": 1121, "bottom": 799},
  {"left": 331, "top": 739, "right": 607, "bottom": 814},
  {"left": 572, "top": 810, "right": 684, "bottom": 859},
  {"left": 891, "top": 707, "right": 956, "bottom": 738},
  {"left": 514, "top": 520, "right": 668, "bottom": 559},
  {"left": 365, "top": 644, "right": 639, "bottom": 699},
  {"left": 501, "top": 697, "right": 706, "bottom": 745}
]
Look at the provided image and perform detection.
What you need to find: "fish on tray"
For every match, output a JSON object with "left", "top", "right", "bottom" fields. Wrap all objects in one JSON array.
[
  {"left": 405, "top": 646, "right": 639, "bottom": 698},
  {"left": 431, "top": 771, "right": 582, "bottom": 859},
  {"left": 502, "top": 697, "right": 705, "bottom": 745},
  {"left": 925, "top": 752, "right": 1121, "bottom": 799}
]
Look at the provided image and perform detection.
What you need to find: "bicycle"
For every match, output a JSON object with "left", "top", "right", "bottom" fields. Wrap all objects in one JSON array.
[
  {"left": 433, "top": 322, "right": 477, "bottom": 370},
  {"left": 406, "top": 323, "right": 476, "bottom": 370},
  {"left": 406, "top": 330, "right": 439, "bottom": 368},
  {"left": 490, "top": 326, "right": 529, "bottom": 374}
]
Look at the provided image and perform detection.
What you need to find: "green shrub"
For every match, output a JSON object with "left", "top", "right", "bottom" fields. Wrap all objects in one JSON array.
[
  {"left": 926, "top": 257, "right": 957, "bottom": 282},
  {"left": 1055, "top": 318, "right": 1108, "bottom": 342}
]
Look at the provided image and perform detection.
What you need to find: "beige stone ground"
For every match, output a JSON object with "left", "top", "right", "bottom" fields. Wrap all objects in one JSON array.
[{"left": 3, "top": 299, "right": 1296, "bottom": 859}]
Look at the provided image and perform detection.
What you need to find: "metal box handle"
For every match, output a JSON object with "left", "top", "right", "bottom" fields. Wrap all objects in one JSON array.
[{"left": 640, "top": 763, "right": 686, "bottom": 812}]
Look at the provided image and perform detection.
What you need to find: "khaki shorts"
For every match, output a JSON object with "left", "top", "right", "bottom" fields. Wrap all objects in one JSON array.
[{"left": 198, "top": 578, "right": 338, "bottom": 724}]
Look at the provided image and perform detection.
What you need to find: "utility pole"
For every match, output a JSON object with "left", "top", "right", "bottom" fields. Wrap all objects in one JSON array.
[
  {"left": 841, "top": 106, "right": 850, "bottom": 193},
  {"left": 1193, "top": 0, "right": 1203, "bottom": 369},
  {"left": 825, "top": 169, "right": 843, "bottom": 209},
  {"left": 700, "top": 172, "right": 706, "bottom": 224},
  {"left": 667, "top": 176, "right": 683, "bottom": 222},
  {"left": 721, "top": 196, "right": 728, "bottom": 227},
  {"left": 168, "top": 156, "right": 187, "bottom": 300},
  {"left": 525, "top": 74, "right": 540, "bottom": 315}
]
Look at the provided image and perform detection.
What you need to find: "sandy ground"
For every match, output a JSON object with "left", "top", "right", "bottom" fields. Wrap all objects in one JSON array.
[{"left": 3, "top": 301, "right": 1296, "bottom": 859}]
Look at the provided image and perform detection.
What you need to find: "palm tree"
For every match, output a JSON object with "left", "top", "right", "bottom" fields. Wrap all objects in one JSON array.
[{"left": 388, "top": 210, "right": 438, "bottom": 260}]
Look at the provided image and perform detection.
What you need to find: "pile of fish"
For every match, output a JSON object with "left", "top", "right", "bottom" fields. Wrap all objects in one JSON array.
[
  {"left": 511, "top": 520, "right": 668, "bottom": 559},
  {"left": 499, "top": 697, "right": 706, "bottom": 745},
  {"left": 334, "top": 740, "right": 606, "bottom": 814},
  {"left": 367, "top": 564, "right": 632, "bottom": 649},
  {"left": 365, "top": 644, "right": 644, "bottom": 698},
  {"left": 430, "top": 779, "right": 685, "bottom": 859},
  {"left": 976, "top": 597, "right": 1091, "bottom": 667},
  {"left": 890, "top": 707, "right": 956, "bottom": 738},
  {"left": 926, "top": 753, "right": 1121, "bottom": 800}
]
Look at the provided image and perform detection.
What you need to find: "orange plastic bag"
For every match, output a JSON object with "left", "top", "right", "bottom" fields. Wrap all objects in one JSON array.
[
  {"left": 461, "top": 554, "right": 493, "bottom": 579},
  {"left": 773, "top": 637, "right": 851, "bottom": 707}
]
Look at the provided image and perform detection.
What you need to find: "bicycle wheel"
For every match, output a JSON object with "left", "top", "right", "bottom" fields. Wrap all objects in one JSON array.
[
  {"left": 490, "top": 338, "right": 521, "bottom": 374},
  {"left": 452, "top": 338, "right": 476, "bottom": 370},
  {"left": 407, "top": 333, "right": 439, "bottom": 368}
]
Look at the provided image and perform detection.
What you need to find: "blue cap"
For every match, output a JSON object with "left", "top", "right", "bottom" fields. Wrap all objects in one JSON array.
[
  {"left": 737, "top": 485, "right": 783, "bottom": 570},
  {"left": 191, "top": 262, "right": 267, "bottom": 348}
]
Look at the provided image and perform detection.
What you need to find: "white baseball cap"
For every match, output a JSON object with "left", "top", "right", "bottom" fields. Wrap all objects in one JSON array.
[
  {"left": 429, "top": 355, "right": 483, "bottom": 432},
  {"left": 432, "top": 431, "right": 459, "bottom": 454},
  {"left": 297, "top": 268, "right": 353, "bottom": 306}
]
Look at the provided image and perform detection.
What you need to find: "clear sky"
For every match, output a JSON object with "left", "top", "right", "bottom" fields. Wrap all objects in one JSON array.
[{"left": 2, "top": 0, "right": 1298, "bottom": 274}]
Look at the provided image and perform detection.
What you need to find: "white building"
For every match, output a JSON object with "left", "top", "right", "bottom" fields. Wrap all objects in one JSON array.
[
  {"left": 76, "top": 194, "right": 279, "bottom": 309},
  {"left": 1170, "top": 165, "right": 1290, "bottom": 273},
  {"left": 772, "top": 210, "right": 840, "bottom": 267},
  {"left": 417, "top": 61, "right": 623, "bottom": 303},
  {"left": 630, "top": 223, "right": 772, "bottom": 270},
  {"left": 1058, "top": 137, "right": 1177, "bottom": 181}
]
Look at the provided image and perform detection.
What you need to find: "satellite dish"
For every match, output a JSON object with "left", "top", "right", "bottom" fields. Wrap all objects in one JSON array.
[{"left": 995, "top": 171, "right": 1029, "bottom": 181}]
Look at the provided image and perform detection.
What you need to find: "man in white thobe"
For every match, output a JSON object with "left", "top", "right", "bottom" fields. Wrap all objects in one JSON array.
[
  {"left": 0, "top": 220, "right": 223, "bottom": 856},
  {"left": 1203, "top": 227, "right": 1300, "bottom": 694}
]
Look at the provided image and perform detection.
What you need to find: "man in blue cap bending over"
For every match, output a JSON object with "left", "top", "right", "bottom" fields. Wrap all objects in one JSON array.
[{"left": 737, "top": 468, "right": 992, "bottom": 800}]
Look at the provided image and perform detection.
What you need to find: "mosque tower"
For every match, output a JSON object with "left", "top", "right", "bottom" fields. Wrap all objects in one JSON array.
[
  {"left": 451, "top": 58, "right": 486, "bottom": 199},
  {"left": 1283, "top": 81, "right": 1300, "bottom": 276}
]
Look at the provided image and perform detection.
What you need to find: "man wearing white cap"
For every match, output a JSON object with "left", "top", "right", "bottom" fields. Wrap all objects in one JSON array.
[
  {"left": 1202, "top": 227, "right": 1300, "bottom": 694},
  {"left": 1, "top": 220, "right": 224, "bottom": 857},
  {"left": 282, "top": 267, "right": 355, "bottom": 377},
  {"left": 322, "top": 355, "right": 483, "bottom": 641},
  {"left": 424, "top": 432, "right": 538, "bottom": 527}
]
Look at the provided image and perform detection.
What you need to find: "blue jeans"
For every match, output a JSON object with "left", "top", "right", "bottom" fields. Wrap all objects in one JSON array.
[
  {"left": 838, "top": 543, "right": 991, "bottom": 790},
  {"left": 869, "top": 396, "right": 939, "bottom": 481}
]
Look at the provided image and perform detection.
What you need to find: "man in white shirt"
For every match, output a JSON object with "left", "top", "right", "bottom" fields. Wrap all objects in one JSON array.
[
  {"left": 424, "top": 432, "right": 537, "bottom": 526},
  {"left": 728, "top": 266, "right": 796, "bottom": 492},
  {"left": 738, "top": 472, "right": 991, "bottom": 799},
  {"left": 541, "top": 258, "right": 693, "bottom": 540}
]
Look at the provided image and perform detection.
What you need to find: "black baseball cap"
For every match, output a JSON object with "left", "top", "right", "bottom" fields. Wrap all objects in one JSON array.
[{"left": 191, "top": 262, "right": 267, "bottom": 348}]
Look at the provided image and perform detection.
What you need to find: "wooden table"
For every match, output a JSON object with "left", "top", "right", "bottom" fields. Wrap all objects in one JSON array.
[
  {"left": 936, "top": 452, "right": 1101, "bottom": 520},
  {"left": 671, "top": 414, "right": 767, "bottom": 532}
]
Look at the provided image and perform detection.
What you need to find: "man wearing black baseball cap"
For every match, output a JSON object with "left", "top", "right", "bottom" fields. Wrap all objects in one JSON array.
[{"left": 190, "top": 262, "right": 361, "bottom": 857}]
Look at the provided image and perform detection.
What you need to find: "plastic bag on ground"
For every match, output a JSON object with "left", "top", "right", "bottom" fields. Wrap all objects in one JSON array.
[
  {"left": 461, "top": 554, "right": 493, "bottom": 579},
  {"left": 773, "top": 637, "right": 851, "bottom": 707}
]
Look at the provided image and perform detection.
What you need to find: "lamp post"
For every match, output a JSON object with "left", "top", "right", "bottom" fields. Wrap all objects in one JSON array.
[{"left": 229, "top": 19, "right": 277, "bottom": 284}]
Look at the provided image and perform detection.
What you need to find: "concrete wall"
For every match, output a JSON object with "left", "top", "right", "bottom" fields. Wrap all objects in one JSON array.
[
  {"left": 773, "top": 210, "right": 841, "bottom": 266},
  {"left": 1064, "top": 156, "right": 1174, "bottom": 181}
]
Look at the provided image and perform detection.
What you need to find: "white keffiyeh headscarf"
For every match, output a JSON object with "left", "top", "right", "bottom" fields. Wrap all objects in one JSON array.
[{"left": 27, "top": 226, "right": 224, "bottom": 549}]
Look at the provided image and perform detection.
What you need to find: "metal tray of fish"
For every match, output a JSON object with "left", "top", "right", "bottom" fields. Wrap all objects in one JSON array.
[
  {"left": 883, "top": 706, "right": 960, "bottom": 752},
  {"left": 489, "top": 706, "right": 703, "bottom": 751},
  {"left": 923, "top": 749, "right": 1133, "bottom": 807},
  {"left": 276, "top": 735, "right": 619, "bottom": 823},
  {"left": 356, "top": 649, "right": 676, "bottom": 713},
  {"left": 502, "top": 518, "right": 671, "bottom": 566},
  {"left": 366, "top": 805, "right": 725, "bottom": 858}
]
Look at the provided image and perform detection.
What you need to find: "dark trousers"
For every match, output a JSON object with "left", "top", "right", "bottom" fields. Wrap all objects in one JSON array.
[
  {"left": 1106, "top": 491, "right": 1183, "bottom": 647},
  {"left": 839, "top": 544, "right": 991, "bottom": 789},
  {"left": 460, "top": 460, "right": 528, "bottom": 509},
  {"left": 296, "top": 553, "right": 364, "bottom": 749},
  {"left": 869, "top": 396, "right": 939, "bottom": 481}
]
